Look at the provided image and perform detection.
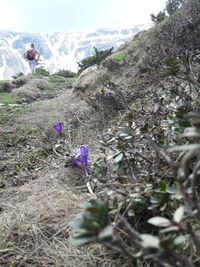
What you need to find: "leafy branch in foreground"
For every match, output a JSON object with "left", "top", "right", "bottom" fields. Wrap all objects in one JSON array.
[
  {"left": 69, "top": 112, "right": 200, "bottom": 266},
  {"left": 69, "top": 195, "right": 195, "bottom": 266}
]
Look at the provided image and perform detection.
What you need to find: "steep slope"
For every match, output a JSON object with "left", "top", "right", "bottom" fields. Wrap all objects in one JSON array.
[{"left": 69, "top": 1, "right": 200, "bottom": 266}]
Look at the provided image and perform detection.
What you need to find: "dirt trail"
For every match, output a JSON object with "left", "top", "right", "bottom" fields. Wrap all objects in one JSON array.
[{"left": 0, "top": 80, "right": 105, "bottom": 266}]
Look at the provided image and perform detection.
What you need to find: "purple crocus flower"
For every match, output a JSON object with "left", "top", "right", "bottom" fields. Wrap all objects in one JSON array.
[
  {"left": 54, "top": 123, "right": 62, "bottom": 135},
  {"left": 106, "top": 91, "right": 113, "bottom": 97},
  {"left": 72, "top": 145, "right": 88, "bottom": 176}
]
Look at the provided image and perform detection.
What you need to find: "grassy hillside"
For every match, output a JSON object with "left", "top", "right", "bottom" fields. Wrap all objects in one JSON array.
[{"left": 70, "top": 1, "right": 200, "bottom": 266}]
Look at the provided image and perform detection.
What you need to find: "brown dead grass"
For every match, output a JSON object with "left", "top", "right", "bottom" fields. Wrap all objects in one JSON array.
[
  {"left": 12, "top": 85, "right": 41, "bottom": 102},
  {"left": 12, "top": 77, "right": 51, "bottom": 103},
  {"left": 0, "top": 172, "right": 106, "bottom": 266}
]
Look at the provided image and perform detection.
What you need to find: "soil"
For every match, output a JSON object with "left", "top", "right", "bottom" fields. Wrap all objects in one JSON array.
[{"left": 0, "top": 82, "right": 90, "bottom": 189}]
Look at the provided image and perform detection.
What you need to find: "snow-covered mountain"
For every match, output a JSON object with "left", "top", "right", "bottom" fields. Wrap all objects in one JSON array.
[{"left": 0, "top": 25, "right": 144, "bottom": 80}]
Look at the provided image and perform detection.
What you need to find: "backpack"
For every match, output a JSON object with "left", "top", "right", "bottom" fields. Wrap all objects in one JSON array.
[{"left": 26, "top": 49, "right": 36, "bottom": 60}]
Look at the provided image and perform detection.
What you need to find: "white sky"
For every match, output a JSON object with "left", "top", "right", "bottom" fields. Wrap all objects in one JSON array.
[{"left": 0, "top": 0, "right": 167, "bottom": 32}]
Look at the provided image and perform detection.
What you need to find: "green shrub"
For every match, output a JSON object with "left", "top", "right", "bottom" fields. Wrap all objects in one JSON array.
[
  {"left": 151, "top": 0, "right": 185, "bottom": 24},
  {"left": 69, "top": 3, "right": 200, "bottom": 265},
  {"left": 53, "top": 69, "right": 77, "bottom": 78},
  {"left": 12, "top": 72, "right": 24, "bottom": 79},
  {"left": 151, "top": 11, "right": 167, "bottom": 24},
  {"left": 166, "top": 0, "right": 184, "bottom": 15},
  {"left": 78, "top": 47, "right": 113, "bottom": 73},
  {"left": 35, "top": 68, "right": 50, "bottom": 76}
]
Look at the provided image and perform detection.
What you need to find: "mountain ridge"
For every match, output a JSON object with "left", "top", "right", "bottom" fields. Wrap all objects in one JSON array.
[{"left": 0, "top": 24, "right": 145, "bottom": 80}]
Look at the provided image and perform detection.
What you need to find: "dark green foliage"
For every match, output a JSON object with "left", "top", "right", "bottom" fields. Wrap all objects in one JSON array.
[
  {"left": 12, "top": 72, "right": 24, "bottom": 79},
  {"left": 53, "top": 69, "right": 77, "bottom": 78},
  {"left": 69, "top": 199, "right": 110, "bottom": 245},
  {"left": 78, "top": 47, "right": 113, "bottom": 73},
  {"left": 151, "top": 11, "right": 167, "bottom": 24},
  {"left": 0, "top": 82, "right": 12, "bottom": 93},
  {"left": 163, "top": 57, "right": 181, "bottom": 76},
  {"left": 151, "top": 0, "right": 185, "bottom": 24},
  {"left": 166, "top": 0, "right": 184, "bottom": 15}
]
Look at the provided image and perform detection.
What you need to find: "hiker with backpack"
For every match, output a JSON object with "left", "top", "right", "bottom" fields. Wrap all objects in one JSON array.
[{"left": 23, "top": 43, "right": 40, "bottom": 75}]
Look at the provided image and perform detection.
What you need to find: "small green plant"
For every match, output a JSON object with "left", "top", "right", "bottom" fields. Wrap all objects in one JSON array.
[{"left": 53, "top": 69, "right": 77, "bottom": 78}]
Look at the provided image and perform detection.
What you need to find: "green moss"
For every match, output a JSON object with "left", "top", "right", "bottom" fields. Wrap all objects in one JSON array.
[{"left": 113, "top": 52, "right": 126, "bottom": 61}]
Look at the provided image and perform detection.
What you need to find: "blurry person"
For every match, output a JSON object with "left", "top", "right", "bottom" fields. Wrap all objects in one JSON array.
[{"left": 23, "top": 43, "right": 40, "bottom": 75}]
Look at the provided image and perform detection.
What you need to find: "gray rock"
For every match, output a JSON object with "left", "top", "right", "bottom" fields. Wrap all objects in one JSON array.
[{"left": 73, "top": 65, "right": 101, "bottom": 92}]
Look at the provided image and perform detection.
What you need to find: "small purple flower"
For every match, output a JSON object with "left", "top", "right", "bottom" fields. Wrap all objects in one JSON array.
[
  {"left": 54, "top": 123, "right": 62, "bottom": 135},
  {"left": 106, "top": 92, "right": 113, "bottom": 97},
  {"left": 72, "top": 145, "right": 88, "bottom": 176}
]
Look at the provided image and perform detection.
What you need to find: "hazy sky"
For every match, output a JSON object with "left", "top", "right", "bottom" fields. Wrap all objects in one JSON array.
[{"left": 1, "top": 0, "right": 167, "bottom": 33}]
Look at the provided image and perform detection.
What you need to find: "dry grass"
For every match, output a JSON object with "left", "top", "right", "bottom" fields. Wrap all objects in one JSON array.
[
  {"left": 12, "top": 84, "right": 41, "bottom": 102},
  {"left": 0, "top": 176, "right": 106, "bottom": 266},
  {"left": 12, "top": 77, "right": 50, "bottom": 103}
]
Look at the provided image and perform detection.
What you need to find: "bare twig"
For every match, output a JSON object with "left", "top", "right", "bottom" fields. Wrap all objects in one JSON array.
[
  {"left": 52, "top": 146, "right": 66, "bottom": 159},
  {"left": 148, "top": 137, "right": 177, "bottom": 178},
  {"left": 186, "top": 222, "right": 200, "bottom": 254},
  {"left": 177, "top": 149, "right": 200, "bottom": 216},
  {"left": 86, "top": 182, "right": 95, "bottom": 195},
  {"left": 129, "top": 166, "right": 139, "bottom": 182},
  {"left": 119, "top": 216, "right": 142, "bottom": 246}
]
